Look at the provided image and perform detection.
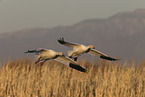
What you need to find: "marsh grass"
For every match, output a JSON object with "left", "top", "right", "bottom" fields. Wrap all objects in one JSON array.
[{"left": 0, "top": 58, "right": 145, "bottom": 97}]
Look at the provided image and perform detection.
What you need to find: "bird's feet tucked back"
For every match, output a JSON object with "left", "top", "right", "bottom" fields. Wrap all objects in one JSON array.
[{"left": 69, "top": 56, "right": 78, "bottom": 61}]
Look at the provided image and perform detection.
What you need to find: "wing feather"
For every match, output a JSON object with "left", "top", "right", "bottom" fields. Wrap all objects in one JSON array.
[
  {"left": 54, "top": 55, "right": 87, "bottom": 72},
  {"left": 24, "top": 48, "right": 48, "bottom": 54},
  {"left": 88, "top": 49, "right": 108, "bottom": 56},
  {"left": 88, "top": 49, "right": 118, "bottom": 61},
  {"left": 57, "top": 37, "right": 80, "bottom": 47},
  {"left": 54, "top": 55, "right": 77, "bottom": 66}
]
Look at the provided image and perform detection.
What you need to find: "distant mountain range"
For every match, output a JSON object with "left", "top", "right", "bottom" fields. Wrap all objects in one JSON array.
[{"left": 0, "top": 9, "right": 145, "bottom": 62}]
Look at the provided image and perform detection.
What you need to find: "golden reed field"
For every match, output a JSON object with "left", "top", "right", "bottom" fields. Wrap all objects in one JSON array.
[{"left": 0, "top": 58, "right": 145, "bottom": 97}]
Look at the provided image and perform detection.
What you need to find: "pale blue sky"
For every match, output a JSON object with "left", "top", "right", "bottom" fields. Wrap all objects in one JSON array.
[{"left": 0, "top": 0, "right": 145, "bottom": 33}]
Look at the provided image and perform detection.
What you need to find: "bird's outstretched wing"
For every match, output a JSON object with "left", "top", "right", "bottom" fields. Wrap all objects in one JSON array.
[
  {"left": 54, "top": 55, "right": 77, "bottom": 66},
  {"left": 24, "top": 49, "right": 38, "bottom": 53},
  {"left": 88, "top": 49, "right": 119, "bottom": 61},
  {"left": 54, "top": 55, "right": 86, "bottom": 72},
  {"left": 24, "top": 48, "right": 48, "bottom": 54},
  {"left": 58, "top": 37, "right": 80, "bottom": 48}
]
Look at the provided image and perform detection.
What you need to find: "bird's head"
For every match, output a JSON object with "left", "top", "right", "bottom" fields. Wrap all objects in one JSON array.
[{"left": 88, "top": 45, "right": 95, "bottom": 49}]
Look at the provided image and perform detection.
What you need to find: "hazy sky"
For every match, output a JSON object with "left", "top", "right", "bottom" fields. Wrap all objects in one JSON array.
[{"left": 0, "top": 0, "right": 145, "bottom": 33}]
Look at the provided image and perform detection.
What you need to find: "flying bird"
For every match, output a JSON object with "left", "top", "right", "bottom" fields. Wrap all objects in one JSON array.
[
  {"left": 24, "top": 48, "right": 86, "bottom": 72},
  {"left": 58, "top": 37, "right": 119, "bottom": 61}
]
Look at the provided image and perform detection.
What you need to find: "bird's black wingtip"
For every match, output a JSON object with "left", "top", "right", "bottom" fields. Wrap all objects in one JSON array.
[
  {"left": 100, "top": 55, "right": 119, "bottom": 61},
  {"left": 69, "top": 63, "right": 87, "bottom": 73},
  {"left": 57, "top": 37, "right": 65, "bottom": 44},
  {"left": 82, "top": 69, "right": 87, "bottom": 73},
  {"left": 57, "top": 37, "right": 64, "bottom": 41}
]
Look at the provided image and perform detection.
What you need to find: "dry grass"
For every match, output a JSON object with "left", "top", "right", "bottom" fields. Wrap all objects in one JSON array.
[{"left": 0, "top": 58, "right": 145, "bottom": 97}]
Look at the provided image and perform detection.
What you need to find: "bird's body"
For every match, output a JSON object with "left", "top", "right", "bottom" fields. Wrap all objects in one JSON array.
[
  {"left": 58, "top": 38, "right": 119, "bottom": 61},
  {"left": 68, "top": 44, "right": 93, "bottom": 58},
  {"left": 25, "top": 49, "right": 61, "bottom": 62},
  {"left": 24, "top": 48, "right": 86, "bottom": 72},
  {"left": 36, "top": 49, "right": 60, "bottom": 60}
]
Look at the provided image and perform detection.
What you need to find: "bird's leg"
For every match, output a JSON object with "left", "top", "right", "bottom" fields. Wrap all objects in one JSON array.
[
  {"left": 39, "top": 59, "right": 48, "bottom": 66},
  {"left": 69, "top": 56, "right": 75, "bottom": 61},
  {"left": 39, "top": 61, "right": 45, "bottom": 66},
  {"left": 35, "top": 60, "right": 39, "bottom": 64},
  {"left": 69, "top": 56, "right": 73, "bottom": 59},
  {"left": 73, "top": 57, "right": 77, "bottom": 61},
  {"left": 40, "top": 59, "right": 49, "bottom": 66},
  {"left": 69, "top": 54, "right": 79, "bottom": 61},
  {"left": 35, "top": 57, "right": 42, "bottom": 64},
  {"left": 73, "top": 55, "right": 79, "bottom": 61}
]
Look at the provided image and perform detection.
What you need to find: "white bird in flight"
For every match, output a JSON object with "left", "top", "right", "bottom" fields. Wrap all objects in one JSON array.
[
  {"left": 24, "top": 48, "right": 86, "bottom": 72},
  {"left": 58, "top": 37, "right": 119, "bottom": 61}
]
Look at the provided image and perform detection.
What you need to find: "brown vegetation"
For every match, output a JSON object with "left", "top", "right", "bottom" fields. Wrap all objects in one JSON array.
[{"left": 0, "top": 58, "right": 145, "bottom": 97}]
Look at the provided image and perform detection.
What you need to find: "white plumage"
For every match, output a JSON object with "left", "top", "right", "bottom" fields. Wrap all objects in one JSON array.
[
  {"left": 24, "top": 48, "right": 86, "bottom": 72},
  {"left": 58, "top": 37, "right": 119, "bottom": 61}
]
